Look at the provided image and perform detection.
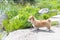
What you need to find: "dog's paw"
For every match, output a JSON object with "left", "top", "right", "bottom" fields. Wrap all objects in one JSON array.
[{"left": 48, "top": 30, "right": 54, "bottom": 33}]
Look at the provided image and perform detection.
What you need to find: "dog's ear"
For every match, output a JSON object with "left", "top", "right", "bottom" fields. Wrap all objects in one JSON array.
[{"left": 31, "top": 16, "right": 34, "bottom": 21}]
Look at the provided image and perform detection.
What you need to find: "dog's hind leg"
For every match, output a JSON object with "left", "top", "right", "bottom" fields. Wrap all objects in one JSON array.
[{"left": 47, "top": 27, "right": 51, "bottom": 31}]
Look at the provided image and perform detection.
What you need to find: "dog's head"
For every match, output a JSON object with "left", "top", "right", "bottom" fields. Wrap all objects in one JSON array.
[{"left": 28, "top": 15, "right": 35, "bottom": 22}]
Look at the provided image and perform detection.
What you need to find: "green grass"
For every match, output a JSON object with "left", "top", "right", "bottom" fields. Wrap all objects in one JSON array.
[
  {"left": 0, "top": 34, "right": 2, "bottom": 40},
  {"left": 51, "top": 21, "right": 58, "bottom": 26},
  {"left": 1, "top": 0, "right": 59, "bottom": 32}
]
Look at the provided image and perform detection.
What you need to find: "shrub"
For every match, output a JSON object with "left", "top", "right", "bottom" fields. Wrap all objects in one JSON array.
[
  {"left": 51, "top": 21, "right": 58, "bottom": 26},
  {"left": 13, "top": 0, "right": 35, "bottom": 5},
  {"left": 41, "top": 14, "right": 50, "bottom": 20},
  {"left": 3, "top": 5, "right": 40, "bottom": 32},
  {"left": 2, "top": 0, "right": 59, "bottom": 32}
]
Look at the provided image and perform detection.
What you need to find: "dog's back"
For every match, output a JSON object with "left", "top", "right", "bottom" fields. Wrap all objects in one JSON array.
[{"left": 33, "top": 20, "right": 51, "bottom": 28}]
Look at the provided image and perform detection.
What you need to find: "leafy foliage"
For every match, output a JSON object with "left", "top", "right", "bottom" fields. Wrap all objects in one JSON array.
[{"left": 2, "top": 0, "right": 59, "bottom": 32}]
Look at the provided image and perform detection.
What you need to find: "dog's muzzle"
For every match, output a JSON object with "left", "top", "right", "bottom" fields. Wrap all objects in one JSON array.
[{"left": 28, "top": 20, "right": 31, "bottom": 22}]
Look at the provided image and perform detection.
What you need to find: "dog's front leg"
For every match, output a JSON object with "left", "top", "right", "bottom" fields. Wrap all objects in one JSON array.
[
  {"left": 32, "top": 24, "right": 39, "bottom": 30},
  {"left": 33, "top": 26, "right": 39, "bottom": 30},
  {"left": 34, "top": 27, "right": 39, "bottom": 30}
]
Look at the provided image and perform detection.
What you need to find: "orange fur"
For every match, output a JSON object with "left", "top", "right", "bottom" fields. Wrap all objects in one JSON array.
[{"left": 28, "top": 16, "right": 51, "bottom": 30}]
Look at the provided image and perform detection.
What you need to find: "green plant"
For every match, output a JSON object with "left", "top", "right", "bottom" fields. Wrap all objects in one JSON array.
[
  {"left": 0, "top": 34, "right": 3, "bottom": 40},
  {"left": 13, "top": 0, "right": 35, "bottom": 5},
  {"left": 41, "top": 14, "right": 50, "bottom": 20},
  {"left": 51, "top": 21, "right": 58, "bottom": 26},
  {"left": 3, "top": 5, "right": 40, "bottom": 32},
  {"left": 2, "top": 0, "right": 59, "bottom": 32}
]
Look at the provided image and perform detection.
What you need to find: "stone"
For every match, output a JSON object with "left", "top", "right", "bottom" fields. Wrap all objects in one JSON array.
[{"left": 39, "top": 8, "right": 49, "bottom": 14}]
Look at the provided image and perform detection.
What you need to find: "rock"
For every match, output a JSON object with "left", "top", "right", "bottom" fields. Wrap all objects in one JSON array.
[
  {"left": 4, "top": 27, "right": 60, "bottom": 40},
  {"left": 49, "top": 15, "right": 60, "bottom": 21},
  {"left": 49, "top": 14, "right": 60, "bottom": 27},
  {"left": 39, "top": 8, "right": 49, "bottom": 14},
  {"left": 0, "top": 0, "right": 3, "bottom": 2}
]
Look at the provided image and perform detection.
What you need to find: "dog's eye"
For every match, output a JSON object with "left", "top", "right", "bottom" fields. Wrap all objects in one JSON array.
[{"left": 29, "top": 18, "right": 31, "bottom": 20}]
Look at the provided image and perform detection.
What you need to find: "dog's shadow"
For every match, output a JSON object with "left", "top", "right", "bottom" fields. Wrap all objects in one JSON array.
[{"left": 31, "top": 29, "right": 55, "bottom": 33}]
